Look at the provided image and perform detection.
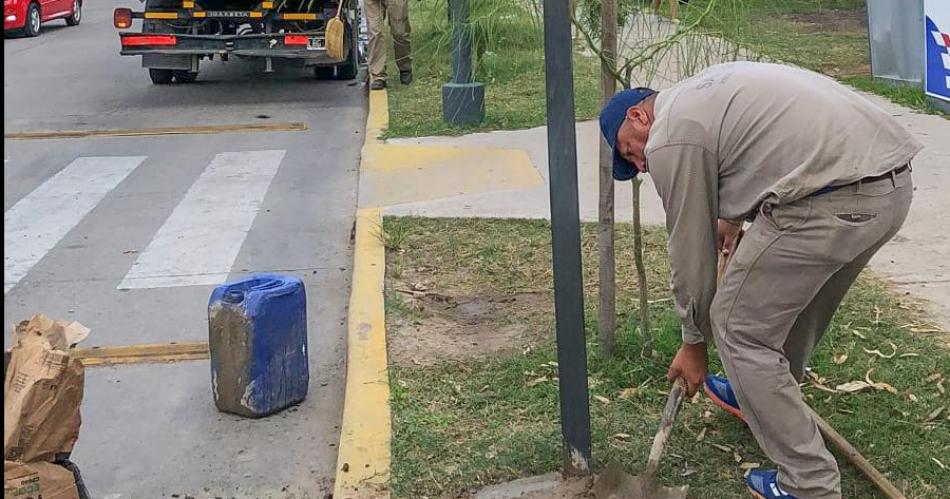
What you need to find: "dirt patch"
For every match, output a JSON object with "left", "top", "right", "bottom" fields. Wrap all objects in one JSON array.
[
  {"left": 784, "top": 8, "right": 867, "bottom": 33},
  {"left": 387, "top": 288, "right": 551, "bottom": 368}
]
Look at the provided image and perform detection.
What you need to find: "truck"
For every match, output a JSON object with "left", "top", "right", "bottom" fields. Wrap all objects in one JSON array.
[{"left": 112, "top": 0, "right": 361, "bottom": 84}]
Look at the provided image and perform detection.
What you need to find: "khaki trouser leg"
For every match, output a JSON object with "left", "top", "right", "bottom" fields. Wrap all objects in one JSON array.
[
  {"left": 387, "top": 0, "right": 412, "bottom": 74},
  {"left": 711, "top": 169, "right": 913, "bottom": 499},
  {"left": 365, "top": 0, "right": 387, "bottom": 80}
]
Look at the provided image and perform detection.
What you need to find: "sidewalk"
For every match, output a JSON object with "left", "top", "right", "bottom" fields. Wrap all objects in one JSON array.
[{"left": 382, "top": 92, "right": 950, "bottom": 329}]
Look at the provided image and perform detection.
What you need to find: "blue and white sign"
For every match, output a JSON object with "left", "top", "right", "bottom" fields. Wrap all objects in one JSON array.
[{"left": 925, "top": 0, "right": 950, "bottom": 102}]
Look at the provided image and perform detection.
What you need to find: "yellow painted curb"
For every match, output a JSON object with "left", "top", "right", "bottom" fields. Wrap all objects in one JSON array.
[
  {"left": 73, "top": 341, "right": 209, "bottom": 366},
  {"left": 334, "top": 89, "right": 392, "bottom": 499}
]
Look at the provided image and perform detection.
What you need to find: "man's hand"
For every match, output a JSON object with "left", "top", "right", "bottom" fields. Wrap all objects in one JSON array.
[
  {"left": 667, "top": 342, "right": 708, "bottom": 397},
  {"left": 718, "top": 219, "right": 742, "bottom": 256}
]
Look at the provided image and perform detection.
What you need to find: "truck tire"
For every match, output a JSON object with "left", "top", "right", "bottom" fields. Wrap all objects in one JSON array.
[
  {"left": 174, "top": 70, "right": 198, "bottom": 83},
  {"left": 149, "top": 68, "right": 174, "bottom": 84},
  {"left": 336, "top": 45, "right": 357, "bottom": 80},
  {"left": 334, "top": 19, "right": 358, "bottom": 80}
]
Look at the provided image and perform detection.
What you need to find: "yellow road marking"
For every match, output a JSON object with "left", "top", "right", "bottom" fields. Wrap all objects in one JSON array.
[
  {"left": 5, "top": 122, "right": 308, "bottom": 140},
  {"left": 183, "top": 0, "right": 195, "bottom": 8},
  {"left": 73, "top": 341, "right": 209, "bottom": 366},
  {"left": 262, "top": 1, "right": 274, "bottom": 8}
]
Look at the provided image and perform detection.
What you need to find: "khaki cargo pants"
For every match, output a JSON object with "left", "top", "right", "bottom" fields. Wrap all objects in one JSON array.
[
  {"left": 712, "top": 168, "right": 913, "bottom": 499},
  {"left": 365, "top": 0, "right": 412, "bottom": 81}
]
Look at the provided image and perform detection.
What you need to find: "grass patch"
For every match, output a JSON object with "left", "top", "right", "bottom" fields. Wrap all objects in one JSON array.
[
  {"left": 840, "top": 75, "right": 950, "bottom": 118},
  {"left": 386, "top": 217, "right": 950, "bottom": 499},
  {"left": 680, "top": 0, "right": 947, "bottom": 116},
  {"left": 384, "top": 0, "right": 601, "bottom": 138}
]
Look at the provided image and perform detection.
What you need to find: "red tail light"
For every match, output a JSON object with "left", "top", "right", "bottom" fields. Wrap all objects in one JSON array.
[
  {"left": 122, "top": 35, "right": 177, "bottom": 47},
  {"left": 113, "top": 8, "right": 132, "bottom": 29},
  {"left": 284, "top": 35, "right": 308, "bottom": 46}
]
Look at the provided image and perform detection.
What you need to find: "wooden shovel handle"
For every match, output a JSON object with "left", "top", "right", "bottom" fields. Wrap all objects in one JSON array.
[{"left": 643, "top": 381, "right": 685, "bottom": 478}]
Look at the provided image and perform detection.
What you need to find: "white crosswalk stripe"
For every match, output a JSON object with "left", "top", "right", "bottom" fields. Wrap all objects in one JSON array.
[
  {"left": 4, "top": 156, "right": 147, "bottom": 294},
  {"left": 118, "top": 150, "right": 286, "bottom": 289}
]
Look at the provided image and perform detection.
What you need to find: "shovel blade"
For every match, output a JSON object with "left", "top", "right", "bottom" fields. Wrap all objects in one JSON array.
[{"left": 593, "top": 464, "right": 688, "bottom": 499}]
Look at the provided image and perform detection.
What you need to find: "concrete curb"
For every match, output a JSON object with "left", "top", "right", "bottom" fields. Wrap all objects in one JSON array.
[{"left": 333, "top": 89, "right": 392, "bottom": 499}]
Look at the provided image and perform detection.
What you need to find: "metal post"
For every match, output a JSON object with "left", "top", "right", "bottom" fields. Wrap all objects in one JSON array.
[
  {"left": 542, "top": 0, "right": 592, "bottom": 477},
  {"left": 442, "top": 0, "right": 485, "bottom": 124},
  {"left": 449, "top": 0, "right": 473, "bottom": 84}
]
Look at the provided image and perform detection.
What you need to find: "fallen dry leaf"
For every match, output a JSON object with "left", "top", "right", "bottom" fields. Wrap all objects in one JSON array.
[
  {"left": 739, "top": 462, "right": 761, "bottom": 470},
  {"left": 618, "top": 387, "right": 639, "bottom": 400},
  {"left": 836, "top": 380, "right": 872, "bottom": 393},
  {"left": 833, "top": 354, "right": 848, "bottom": 365},
  {"left": 526, "top": 376, "right": 549, "bottom": 387},
  {"left": 933, "top": 458, "right": 947, "bottom": 471},
  {"left": 865, "top": 369, "right": 898, "bottom": 394},
  {"left": 612, "top": 433, "right": 632, "bottom": 440},
  {"left": 852, "top": 330, "right": 867, "bottom": 340},
  {"left": 710, "top": 444, "right": 733, "bottom": 453},
  {"left": 594, "top": 395, "right": 611, "bottom": 405},
  {"left": 926, "top": 406, "right": 946, "bottom": 422},
  {"left": 680, "top": 468, "right": 698, "bottom": 477},
  {"left": 835, "top": 370, "right": 897, "bottom": 395},
  {"left": 810, "top": 379, "right": 839, "bottom": 394},
  {"left": 924, "top": 373, "right": 944, "bottom": 384},
  {"left": 899, "top": 353, "right": 920, "bottom": 358},
  {"left": 937, "top": 381, "right": 946, "bottom": 395},
  {"left": 910, "top": 327, "right": 945, "bottom": 333},
  {"left": 908, "top": 393, "right": 919, "bottom": 403},
  {"left": 863, "top": 342, "right": 897, "bottom": 359},
  {"left": 733, "top": 451, "right": 742, "bottom": 463},
  {"left": 695, "top": 427, "right": 707, "bottom": 442}
]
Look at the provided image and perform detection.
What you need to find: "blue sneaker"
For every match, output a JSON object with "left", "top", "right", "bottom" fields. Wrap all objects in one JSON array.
[
  {"left": 747, "top": 469, "right": 798, "bottom": 499},
  {"left": 703, "top": 374, "right": 745, "bottom": 422}
]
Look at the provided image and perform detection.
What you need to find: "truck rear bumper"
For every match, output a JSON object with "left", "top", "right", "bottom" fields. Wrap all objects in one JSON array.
[{"left": 119, "top": 32, "right": 345, "bottom": 65}]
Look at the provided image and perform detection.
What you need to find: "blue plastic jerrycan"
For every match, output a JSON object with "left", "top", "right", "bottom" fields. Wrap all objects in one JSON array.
[{"left": 208, "top": 274, "right": 309, "bottom": 418}]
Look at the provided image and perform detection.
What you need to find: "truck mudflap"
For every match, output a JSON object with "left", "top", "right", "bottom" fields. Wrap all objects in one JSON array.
[{"left": 119, "top": 32, "right": 345, "bottom": 63}]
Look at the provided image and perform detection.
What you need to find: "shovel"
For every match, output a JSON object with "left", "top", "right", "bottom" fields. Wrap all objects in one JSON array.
[{"left": 593, "top": 382, "right": 689, "bottom": 499}]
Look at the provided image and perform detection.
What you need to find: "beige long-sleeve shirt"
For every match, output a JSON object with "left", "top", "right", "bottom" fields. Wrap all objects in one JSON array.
[{"left": 645, "top": 62, "right": 922, "bottom": 344}]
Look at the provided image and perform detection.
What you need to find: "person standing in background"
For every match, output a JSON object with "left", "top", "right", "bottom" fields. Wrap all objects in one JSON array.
[{"left": 365, "top": 0, "right": 413, "bottom": 90}]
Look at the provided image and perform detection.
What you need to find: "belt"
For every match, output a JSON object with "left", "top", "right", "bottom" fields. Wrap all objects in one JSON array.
[{"left": 809, "top": 164, "right": 910, "bottom": 197}]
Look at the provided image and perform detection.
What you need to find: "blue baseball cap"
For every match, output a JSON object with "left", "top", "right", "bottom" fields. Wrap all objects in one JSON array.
[{"left": 599, "top": 87, "right": 657, "bottom": 181}]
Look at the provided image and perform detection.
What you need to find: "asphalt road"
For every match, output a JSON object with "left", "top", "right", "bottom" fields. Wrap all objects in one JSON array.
[{"left": 4, "top": 1, "right": 366, "bottom": 496}]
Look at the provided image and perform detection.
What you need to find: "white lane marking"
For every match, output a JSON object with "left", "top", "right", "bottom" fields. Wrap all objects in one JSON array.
[
  {"left": 118, "top": 150, "right": 286, "bottom": 289},
  {"left": 4, "top": 156, "right": 147, "bottom": 293}
]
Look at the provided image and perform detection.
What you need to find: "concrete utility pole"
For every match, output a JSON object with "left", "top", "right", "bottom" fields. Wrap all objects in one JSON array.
[
  {"left": 442, "top": 0, "right": 485, "bottom": 125},
  {"left": 542, "top": 0, "right": 592, "bottom": 477}
]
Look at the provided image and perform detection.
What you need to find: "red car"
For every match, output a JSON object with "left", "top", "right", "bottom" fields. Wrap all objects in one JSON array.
[{"left": 4, "top": 0, "right": 81, "bottom": 37}]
